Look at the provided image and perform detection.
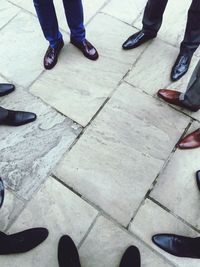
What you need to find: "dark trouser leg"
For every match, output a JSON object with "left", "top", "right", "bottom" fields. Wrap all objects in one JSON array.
[
  {"left": 142, "top": 0, "right": 168, "bottom": 35},
  {"left": 181, "top": 60, "right": 200, "bottom": 107},
  {"left": 0, "top": 107, "right": 8, "bottom": 121},
  {"left": 180, "top": 0, "right": 200, "bottom": 56},
  {"left": 62, "top": 0, "right": 85, "bottom": 42},
  {"left": 33, "top": 0, "right": 63, "bottom": 48}
]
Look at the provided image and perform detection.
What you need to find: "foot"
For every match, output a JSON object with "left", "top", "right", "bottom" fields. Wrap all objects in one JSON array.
[
  {"left": 0, "top": 108, "right": 36, "bottom": 126},
  {"left": 58, "top": 235, "right": 81, "bottom": 267},
  {"left": 120, "top": 246, "right": 141, "bottom": 267},
  {"left": 171, "top": 54, "right": 192, "bottom": 82},
  {"left": 0, "top": 228, "right": 48, "bottom": 254},
  {"left": 0, "top": 178, "right": 4, "bottom": 209},
  {"left": 178, "top": 128, "right": 200, "bottom": 149},
  {"left": 0, "top": 84, "right": 15, "bottom": 97},
  {"left": 44, "top": 39, "right": 64, "bottom": 70},
  {"left": 157, "top": 89, "right": 200, "bottom": 111},
  {"left": 122, "top": 30, "right": 156, "bottom": 50},
  {"left": 152, "top": 234, "right": 200, "bottom": 258},
  {"left": 71, "top": 39, "right": 99, "bottom": 60}
]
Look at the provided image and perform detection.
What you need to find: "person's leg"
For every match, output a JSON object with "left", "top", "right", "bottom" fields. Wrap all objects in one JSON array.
[
  {"left": 122, "top": 0, "right": 168, "bottom": 50},
  {"left": 180, "top": 0, "right": 200, "bottom": 56},
  {"left": 62, "top": 0, "right": 98, "bottom": 60},
  {"left": 62, "top": 0, "right": 85, "bottom": 42},
  {"left": 181, "top": 60, "right": 200, "bottom": 107},
  {"left": 142, "top": 0, "right": 168, "bottom": 36},
  {"left": 33, "top": 0, "right": 63, "bottom": 48}
]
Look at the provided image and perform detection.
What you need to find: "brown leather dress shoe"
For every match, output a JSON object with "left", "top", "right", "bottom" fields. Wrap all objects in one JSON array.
[
  {"left": 71, "top": 39, "right": 99, "bottom": 60},
  {"left": 157, "top": 89, "right": 200, "bottom": 112},
  {"left": 178, "top": 128, "right": 200, "bottom": 149},
  {"left": 44, "top": 39, "right": 64, "bottom": 70}
]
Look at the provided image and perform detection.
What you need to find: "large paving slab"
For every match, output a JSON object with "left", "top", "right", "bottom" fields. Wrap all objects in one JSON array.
[
  {"left": 102, "top": 0, "right": 147, "bottom": 25},
  {"left": 0, "top": 10, "right": 47, "bottom": 87},
  {"left": 151, "top": 121, "right": 200, "bottom": 230},
  {"left": 133, "top": 0, "right": 192, "bottom": 48},
  {"left": 55, "top": 82, "right": 190, "bottom": 226},
  {"left": 10, "top": 0, "right": 108, "bottom": 30},
  {"left": 129, "top": 198, "right": 200, "bottom": 267},
  {"left": 79, "top": 216, "right": 173, "bottom": 267},
  {"left": 30, "top": 13, "right": 147, "bottom": 126},
  {"left": 0, "top": 88, "right": 82, "bottom": 200},
  {"left": 0, "top": 177, "right": 98, "bottom": 267},
  {"left": 0, "top": 0, "right": 20, "bottom": 29},
  {"left": 0, "top": 188, "right": 24, "bottom": 231},
  {"left": 125, "top": 39, "right": 179, "bottom": 95}
]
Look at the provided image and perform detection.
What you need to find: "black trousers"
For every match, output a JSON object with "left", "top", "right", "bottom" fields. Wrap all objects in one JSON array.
[
  {"left": 142, "top": 0, "right": 200, "bottom": 55},
  {"left": 181, "top": 60, "right": 200, "bottom": 106},
  {"left": 0, "top": 107, "right": 8, "bottom": 121}
]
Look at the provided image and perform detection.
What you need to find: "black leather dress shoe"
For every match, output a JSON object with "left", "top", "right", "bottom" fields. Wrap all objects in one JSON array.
[
  {"left": 0, "top": 178, "right": 4, "bottom": 209},
  {"left": 152, "top": 234, "right": 200, "bottom": 258},
  {"left": 0, "top": 228, "right": 48, "bottom": 254},
  {"left": 0, "top": 84, "right": 15, "bottom": 97},
  {"left": 58, "top": 235, "right": 81, "bottom": 267},
  {"left": 44, "top": 39, "right": 64, "bottom": 70},
  {"left": 71, "top": 39, "right": 99, "bottom": 60},
  {"left": 0, "top": 108, "right": 36, "bottom": 126},
  {"left": 196, "top": 170, "right": 200, "bottom": 191},
  {"left": 120, "top": 246, "right": 141, "bottom": 267},
  {"left": 171, "top": 54, "right": 192, "bottom": 81},
  {"left": 122, "top": 30, "right": 156, "bottom": 50}
]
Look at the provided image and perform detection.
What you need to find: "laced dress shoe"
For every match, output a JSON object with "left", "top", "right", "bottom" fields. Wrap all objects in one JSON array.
[
  {"left": 0, "top": 108, "right": 36, "bottom": 126},
  {"left": 71, "top": 39, "right": 99, "bottom": 60},
  {"left": 120, "top": 246, "right": 141, "bottom": 267},
  {"left": 58, "top": 235, "right": 81, "bottom": 267},
  {"left": 0, "top": 178, "right": 4, "bottom": 209},
  {"left": 157, "top": 89, "right": 200, "bottom": 111},
  {"left": 171, "top": 54, "right": 192, "bottom": 81},
  {"left": 152, "top": 234, "right": 200, "bottom": 258},
  {"left": 0, "top": 84, "right": 15, "bottom": 97},
  {"left": 0, "top": 228, "right": 48, "bottom": 255},
  {"left": 178, "top": 128, "right": 200, "bottom": 149},
  {"left": 122, "top": 30, "right": 156, "bottom": 50},
  {"left": 44, "top": 39, "right": 64, "bottom": 70}
]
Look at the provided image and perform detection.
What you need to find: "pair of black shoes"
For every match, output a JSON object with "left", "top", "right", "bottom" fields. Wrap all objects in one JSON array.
[
  {"left": 59, "top": 236, "right": 141, "bottom": 267},
  {"left": 0, "top": 84, "right": 36, "bottom": 126},
  {"left": 152, "top": 170, "right": 200, "bottom": 259},
  {"left": 122, "top": 30, "right": 192, "bottom": 82}
]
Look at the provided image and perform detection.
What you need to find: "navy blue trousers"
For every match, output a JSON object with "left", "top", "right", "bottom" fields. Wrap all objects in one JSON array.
[{"left": 33, "top": 0, "right": 86, "bottom": 48}]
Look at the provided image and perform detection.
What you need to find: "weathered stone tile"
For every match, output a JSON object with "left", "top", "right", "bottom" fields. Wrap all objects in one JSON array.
[
  {"left": 151, "top": 121, "right": 200, "bottom": 230},
  {"left": 102, "top": 0, "right": 146, "bottom": 25},
  {"left": 80, "top": 216, "right": 173, "bottom": 267},
  {"left": 125, "top": 39, "right": 179, "bottom": 95},
  {"left": 0, "top": 0, "right": 20, "bottom": 29},
  {"left": 55, "top": 82, "right": 189, "bottom": 225},
  {"left": 30, "top": 14, "right": 146, "bottom": 126},
  {"left": 133, "top": 0, "right": 192, "bottom": 48},
  {"left": 0, "top": 88, "right": 82, "bottom": 200},
  {"left": 0, "top": 188, "right": 24, "bottom": 231},
  {"left": 0, "top": 177, "right": 98, "bottom": 267},
  {"left": 129, "top": 199, "right": 200, "bottom": 267},
  {"left": 0, "top": 11, "right": 47, "bottom": 87},
  {"left": 9, "top": 0, "right": 107, "bottom": 28}
]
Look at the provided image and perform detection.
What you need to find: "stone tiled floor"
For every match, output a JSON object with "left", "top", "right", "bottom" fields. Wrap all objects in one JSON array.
[{"left": 0, "top": 0, "right": 200, "bottom": 266}]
